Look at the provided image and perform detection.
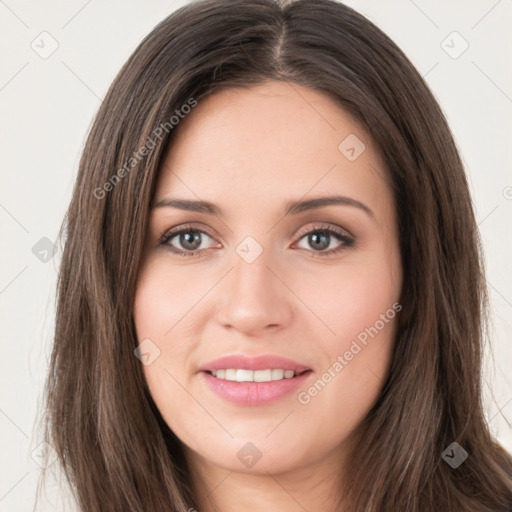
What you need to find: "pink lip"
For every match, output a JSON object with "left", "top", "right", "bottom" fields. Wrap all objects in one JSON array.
[
  {"left": 197, "top": 354, "right": 313, "bottom": 406},
  {"left": 199, "top": 370, "right": 313, "bottom": 406},
  {"left": 198, "top": 354, "right": 311, "bottom": 373}
]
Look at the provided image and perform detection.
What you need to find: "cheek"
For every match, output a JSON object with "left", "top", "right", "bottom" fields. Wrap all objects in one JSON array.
[
  {"left": 298, "top": 255, "right": 399, "bottom": 344},
  {"left": 132, "top": 259, "right": 207, "bottom": 411},
  {"left": 133, "top": 258, "right": 205, "bottom": 339},
  {"left": 295, "top": 253, "right": 400, "bottom": 413}
]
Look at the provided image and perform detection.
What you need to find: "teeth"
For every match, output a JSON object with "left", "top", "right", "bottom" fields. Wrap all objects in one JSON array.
[
  {"left": 225, "top": 369, "right": 237, "bottom": 381},
  {"left": 271, "top": 369, "right": 284, "bottom": 380},
  {"left": 210, "top": 369, "right": 298, "bottom": 383}
]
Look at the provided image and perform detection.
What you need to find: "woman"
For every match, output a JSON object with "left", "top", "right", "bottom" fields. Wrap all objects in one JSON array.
[{"left": 40, "top": 0, "right": 512, "bottom": 510}]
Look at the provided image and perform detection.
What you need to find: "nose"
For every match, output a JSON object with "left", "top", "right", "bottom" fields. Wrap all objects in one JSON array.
[{"left": 214, "top": 247, "right": 293, "bottom": 336}]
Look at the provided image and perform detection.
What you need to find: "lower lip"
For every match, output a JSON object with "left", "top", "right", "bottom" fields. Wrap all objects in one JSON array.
[{"left": 199, "top": 371, "right": 313, "bottom": 406}]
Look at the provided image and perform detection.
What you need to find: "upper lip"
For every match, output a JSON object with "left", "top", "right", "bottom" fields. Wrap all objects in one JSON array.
[{"left": 198, "top": 354, "right": 312, "bottom": 374}]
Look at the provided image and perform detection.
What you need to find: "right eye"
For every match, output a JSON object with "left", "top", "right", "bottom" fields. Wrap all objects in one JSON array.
[{"left": 160, "top": 225, "right": 218, "bottom": 257}]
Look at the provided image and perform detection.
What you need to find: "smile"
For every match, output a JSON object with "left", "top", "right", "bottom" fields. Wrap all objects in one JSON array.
[{"left": 207, "top": 368, "right": 305, "bottom": 382}]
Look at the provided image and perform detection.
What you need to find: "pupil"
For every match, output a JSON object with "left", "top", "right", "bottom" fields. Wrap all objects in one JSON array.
[
  {"left": 181, "top": 231, "right": 201, "bottom": 250},
  {"left": 310, "top": 232, "right": 329, "bottom": 250}
]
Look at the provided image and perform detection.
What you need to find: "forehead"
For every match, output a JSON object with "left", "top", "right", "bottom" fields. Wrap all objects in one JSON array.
[{"left": 155, "top": 81, "right": 391, "bottom": 221}]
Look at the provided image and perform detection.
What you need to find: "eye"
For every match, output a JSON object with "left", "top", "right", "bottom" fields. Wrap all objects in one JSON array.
[
  {"left": 159, "top": 223, "right": 355, "bottom": 257},
  {"left": 159, "top": 224, "right": 218, "bottom": 257},
  {"left": 293, "top": 223, "right": 355, "bottom": 256}
]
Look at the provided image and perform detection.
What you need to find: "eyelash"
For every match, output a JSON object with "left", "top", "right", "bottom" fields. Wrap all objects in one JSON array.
[{"left": 158, "top": 223, "right": 356, "bottom": 258}]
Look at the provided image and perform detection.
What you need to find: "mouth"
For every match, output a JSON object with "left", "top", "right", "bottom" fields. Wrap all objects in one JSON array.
[{"left": 197, "top": 354, "right": 313, "bottom": 406}]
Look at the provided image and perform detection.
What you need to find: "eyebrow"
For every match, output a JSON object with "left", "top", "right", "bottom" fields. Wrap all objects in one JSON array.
[{"left": 152, "top": 195, "right": 376, "bottom": 221}]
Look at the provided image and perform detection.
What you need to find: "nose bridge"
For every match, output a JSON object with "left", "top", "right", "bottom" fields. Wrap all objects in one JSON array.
[
  {"left": 230, "top": 236, "right": 277, "bottom": 302},
  {"left": 214, "top": 234, "right": 291, "bottom": 333}
]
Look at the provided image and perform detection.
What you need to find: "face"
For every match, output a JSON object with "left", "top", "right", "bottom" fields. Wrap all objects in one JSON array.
[{"left": 133, "top": 81, "right": 402, "bottom": 480}]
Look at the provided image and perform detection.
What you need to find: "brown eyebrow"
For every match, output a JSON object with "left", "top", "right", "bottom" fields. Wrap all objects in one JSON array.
[{"left": 152, "top": 195, "right": 376, "bottom": 221}]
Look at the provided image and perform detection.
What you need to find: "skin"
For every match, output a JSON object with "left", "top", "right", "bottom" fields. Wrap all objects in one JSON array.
[{"left": 133, "top": 80, "right": 403, "bottom": 512}]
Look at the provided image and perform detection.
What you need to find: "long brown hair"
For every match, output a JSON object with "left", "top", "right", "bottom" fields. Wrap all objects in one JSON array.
[{"left": 39, "top": 0, "right": 512, "bottom": 510}]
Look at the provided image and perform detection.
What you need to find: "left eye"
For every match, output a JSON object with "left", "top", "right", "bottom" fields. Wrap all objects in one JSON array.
[
  {"left": 160, "top": 224, "right": 355, "bottom": 257},
  {"left": 294, "top": 227, "right": 354, "bottom": 254}
]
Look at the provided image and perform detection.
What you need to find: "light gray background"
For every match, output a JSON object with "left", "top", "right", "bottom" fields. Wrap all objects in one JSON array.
[{"left": 1, "top": 0, "right": 511, "bottom": 510}]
